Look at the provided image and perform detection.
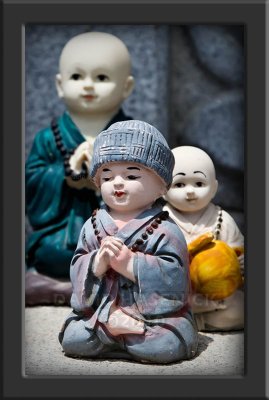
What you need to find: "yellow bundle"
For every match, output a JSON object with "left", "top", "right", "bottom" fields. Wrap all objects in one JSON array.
[{"left": 188, "top": 232, "right": 243, "bottom": 300}]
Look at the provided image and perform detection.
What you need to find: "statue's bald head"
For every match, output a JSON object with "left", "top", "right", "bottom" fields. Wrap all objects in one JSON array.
[
  {"left": 59, "top": 31, "right": 132, "bottom": 76},
  {"left": 172, "top": 146, "right": 217, "bottom": 182}
]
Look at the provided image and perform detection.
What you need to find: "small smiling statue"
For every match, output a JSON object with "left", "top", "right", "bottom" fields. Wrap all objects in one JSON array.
[
  {"left": 25, "top": 32, "right": 135, "bottom": 305},
  {"left": 164, "top": 146, "right": 244, "bottom": 332},
  {"left": 59, "top": 120, "right": 198, "bottom": 364}
]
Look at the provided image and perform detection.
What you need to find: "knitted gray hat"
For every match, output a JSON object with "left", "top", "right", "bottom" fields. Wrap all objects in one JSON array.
[{"left": 90, "top": 120, "right": 175, "bottom": 187}]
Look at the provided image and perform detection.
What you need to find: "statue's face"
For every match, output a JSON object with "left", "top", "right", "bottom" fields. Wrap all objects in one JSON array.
[
  {"left": 56, "top": 34, "right": 133, "bottom": 115},
  {"left": 99, "top": 162, "right": 166, "bottom": 215},
  {"left": 165, "top": 147, "right": 218, "bottom": 213}
]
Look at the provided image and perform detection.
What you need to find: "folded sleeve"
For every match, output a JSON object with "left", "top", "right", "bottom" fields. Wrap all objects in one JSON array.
[
  {"left": 69, "top": 221, "right": 103, "bottom": 312},
  {"left": 26, "top": 128, "right": 70, "bottom": 228},
  {"left": 221, "top": 210, "right": 244, "bottom": 273},
  {"left": 133, "top": 223, "right": 190, "bottom": 317}
]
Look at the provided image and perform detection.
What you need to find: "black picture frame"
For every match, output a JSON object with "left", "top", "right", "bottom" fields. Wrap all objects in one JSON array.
[{"left": 2, "top": 0, "right": 267, "bottom": 399}]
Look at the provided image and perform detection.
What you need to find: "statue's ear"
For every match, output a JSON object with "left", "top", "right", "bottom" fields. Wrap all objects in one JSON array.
[
  {"left": 55, "top": 74, "right": 64, "bottom": 98},
  {"left": 212, "top": 179, "right": 218, "bottom": 199},
  {"left": 123, "top": 75, "right": 135, "bottom": 99}
]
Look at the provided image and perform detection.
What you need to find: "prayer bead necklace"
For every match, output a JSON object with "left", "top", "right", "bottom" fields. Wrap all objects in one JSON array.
[
  {"left": 51, "top": 118, "right": 88, "bottom": 181},
  {"left": 90, "top": 209, "right": 170, "bottom": 252},
  {"left": 213, "top": 207, "right": 223, "bottom": 239}
]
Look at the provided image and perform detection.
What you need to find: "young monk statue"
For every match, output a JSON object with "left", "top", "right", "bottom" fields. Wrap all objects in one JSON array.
[
  {"left": 59, "top": 120, "right": 198, "bottom": 364},
  {"left": 164, "top": 146, "right": 244, "bottom": 331}
]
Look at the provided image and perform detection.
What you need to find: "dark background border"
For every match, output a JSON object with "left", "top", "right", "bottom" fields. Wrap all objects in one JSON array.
[{"left": 2, "top": 0, "right": 267, "bottom": 399}]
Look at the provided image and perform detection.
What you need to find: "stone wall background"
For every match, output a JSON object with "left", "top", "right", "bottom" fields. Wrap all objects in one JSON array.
[{"left": 25, "top": 24, "right": 244, "bottom": 234}]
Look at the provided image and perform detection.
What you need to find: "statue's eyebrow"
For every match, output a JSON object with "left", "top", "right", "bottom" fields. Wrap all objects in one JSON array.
[
  {"left": 174, "top": 172, "right": 185, "bottom": 177},
  {"left": 194, "top": 171, "right": 206, "bottom": 178},
  {"left": 126, "top": 166, "right": 141, "bottom": 170},
  {"left": 102, "top": 168, "right": 111, "bottom": 172}
]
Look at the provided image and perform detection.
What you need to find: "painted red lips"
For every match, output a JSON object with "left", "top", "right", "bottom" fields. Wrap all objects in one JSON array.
[
  {"left": 82, "top": 95, "right": 95, "bottom": 100},
  {"left": 114, "top": 191, "right": 125, "bottom": 198}
]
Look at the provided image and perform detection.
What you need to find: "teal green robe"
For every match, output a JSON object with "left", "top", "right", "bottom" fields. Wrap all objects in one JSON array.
[{"left": 26, "top": 110, "right": 131, "bottom": 277}]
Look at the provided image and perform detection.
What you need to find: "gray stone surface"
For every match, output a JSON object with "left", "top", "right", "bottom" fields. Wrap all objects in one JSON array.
[
  {"left": 183, "top": 89, "right": 244, "bottom": 212},
  {"left": 184, "top": 90, "right": 244, "bottom": 171},
  {"left": 24, "top": 306, "right": 244, "bottom": 376},
  {"left": 188, "top": 25, "right": 244, "bottom": 86}
]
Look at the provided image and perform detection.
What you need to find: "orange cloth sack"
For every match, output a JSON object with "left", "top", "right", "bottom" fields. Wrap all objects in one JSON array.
[{"left": 188, "top": 232, "right": 243, "bottom": 300}]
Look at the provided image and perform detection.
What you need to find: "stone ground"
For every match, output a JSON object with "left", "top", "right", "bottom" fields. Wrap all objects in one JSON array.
[{"left": 24, "top": 306, "right": 244, "bottom": 377}]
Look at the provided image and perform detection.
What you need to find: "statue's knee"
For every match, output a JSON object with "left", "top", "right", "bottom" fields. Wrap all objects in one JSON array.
[
  {"left": 61, "top": 332, "right": 81, "bottom": 356},
  {"left": 139, "top": 340, "right": 189, "bottom": 364},
  {"left": 126, "top": 326, "right": 193, "bottom": 364},
  {"left": 62, "top": 325, "right": 107, "bottom": 357},
  {"left": 61, "top": 320, "right": 91, "bottom": 356},
  {"left": 204, "top": 291, "right": 244, "bottom": 330},
  {"left": 220, "top": 290, "right": 244, "bottom": 328}
]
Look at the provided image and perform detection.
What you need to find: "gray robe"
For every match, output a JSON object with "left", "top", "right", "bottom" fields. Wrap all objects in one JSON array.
[{"left": 59, "top": 201, "right": 198, "bottom": 364}]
